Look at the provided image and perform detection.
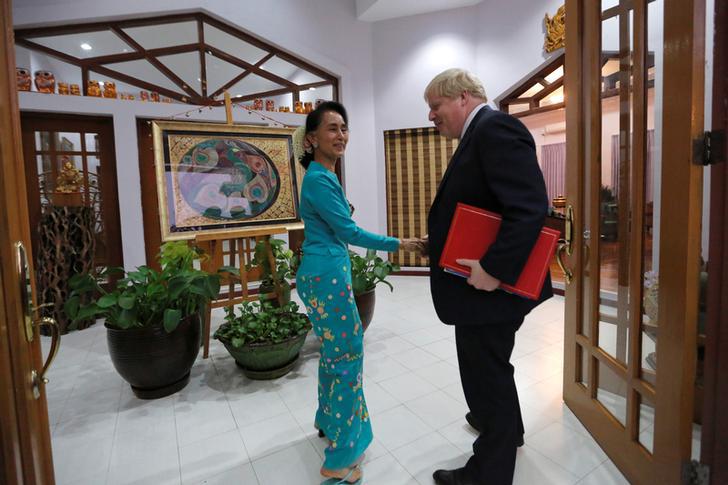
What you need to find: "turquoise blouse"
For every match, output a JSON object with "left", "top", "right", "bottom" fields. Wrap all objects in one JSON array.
[{"left": 300, "top": 161, "right": 399, "bottom": 256}]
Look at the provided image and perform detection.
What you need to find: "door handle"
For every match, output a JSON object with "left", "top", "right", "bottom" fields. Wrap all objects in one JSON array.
[
  {"left": 15, "top": 241, "right": 61, "bottom": 398},
  {"left": 556, "top": 204, "right": 575, "bottom": 285},
  {"left": 31, "top": 316, "right": 60, "bottom": 399}
]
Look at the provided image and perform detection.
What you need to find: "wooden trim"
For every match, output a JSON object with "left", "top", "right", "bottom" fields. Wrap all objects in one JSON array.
[
  {"left": 136, "top": 118, "right": 162, "bottom": 269},
  {"left": 652, "top": 0, "right": 705, "bottom": 481},
  {"left": 197, "top": 19, "right": 207, "bottom": 99},
  {"left": 89, "top": 64, "right": 192, "bottom": 103},
  {"left": 563, "top": 0, "right": 584, "bottom": 395},
  {"left": 14, "top": 38, "right": 80, "bottom": 65},
  {"left": 586, "top": 0, "right": 602, "bottom": 394},
  {"left": 210, "top": 52, "right": 274, "bottom": 100},
  {"left": 82, "top": 43, "right": 200, "bottom": 66},
  {"left": 15, "top": 12, "right": 340, "bottom": 106},
  {"left": 215, "top": 81, "right": 333, "bottom": 106},
  {"left": 701, "top": 0, "right": 728, "bottom": 480},
  {"left": 109, "top": 25, "right": 200, "bottom": 100},
  {"left": 206, "top": 45, "right": 296, "bottom": 89},
  {"left": 626, "top": 0, "right": 648, "bottom": 444},
  {"left": 1, "top": 0, "right": 55, "bottom": 480}
]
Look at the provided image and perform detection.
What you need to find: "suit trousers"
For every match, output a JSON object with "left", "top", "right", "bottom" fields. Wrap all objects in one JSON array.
[{"left": 456, "top": 319, "right": 524, "bottom": 485}]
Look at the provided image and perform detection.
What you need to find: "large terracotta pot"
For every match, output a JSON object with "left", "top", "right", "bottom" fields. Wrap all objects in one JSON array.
[
  {"left": 106, "top": 313, "right": 200, "bottom": 399},
  {"left": 220, "top": 331, "right": 308, "bottom": 380},
  {"left": 354, "top": 288, "right": 376, "bottom": 332}
]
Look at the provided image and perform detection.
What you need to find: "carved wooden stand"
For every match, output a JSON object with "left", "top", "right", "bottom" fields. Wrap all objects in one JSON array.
[{"left": 36, "top": 203, "right": 96, "bottom": 334}]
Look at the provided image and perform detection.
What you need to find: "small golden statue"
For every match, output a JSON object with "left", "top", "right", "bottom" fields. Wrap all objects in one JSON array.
[
  {"left": 55, "top": 159, "right": 83, "bottom": 193},
  {"left": 87, "top": 80, "right": 102, "bottom": 97},
  {"left": 103, "top": 81, "right": 117, "bottom": 99},
  {"left": 544, "top": 5, "right": 566, "bottom": 53}
]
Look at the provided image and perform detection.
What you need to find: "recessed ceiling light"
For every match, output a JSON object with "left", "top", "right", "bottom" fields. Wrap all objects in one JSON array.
[
  {"left": 80, "top": 43, "right": 92, "bottom": 51},
  {"left": 308, "top": 87, "right": 315, "bottom": 90}
]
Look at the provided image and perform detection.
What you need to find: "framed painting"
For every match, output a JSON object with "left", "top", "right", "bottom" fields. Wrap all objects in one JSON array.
[{"left": 152, "top": 121, "right": 302, "bottom": 240}]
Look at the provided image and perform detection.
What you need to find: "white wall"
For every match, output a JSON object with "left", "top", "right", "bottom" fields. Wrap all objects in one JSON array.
[
  {"left": 370, "top": 0, "right": 566, "bottom": 235},
  {"left": 13, "top": 0, "right": 380, "bottom": 270}
]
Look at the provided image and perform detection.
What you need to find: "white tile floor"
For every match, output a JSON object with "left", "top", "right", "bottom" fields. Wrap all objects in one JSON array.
[{"left": 43, "top": 276, "right": 631, "bottom": 485}]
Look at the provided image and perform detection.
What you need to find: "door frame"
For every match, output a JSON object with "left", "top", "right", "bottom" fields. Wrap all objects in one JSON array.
[
  {"left": 701, "top": 0, "right": 728, "bottom": 481},
  {"left": 563, "top": 0, "right": 706, "bottom": 483},
  {"left": 19, "top": 112, "right": 124, "bottom": 273},
  {"left": 0, "top": 0, "right": 56, "bottom": 481}
]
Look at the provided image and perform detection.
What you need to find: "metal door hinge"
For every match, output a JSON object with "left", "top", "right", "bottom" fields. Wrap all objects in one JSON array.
[
  {"left": 682, "top": 460, "right": 710, "bottom": 485},
  {"left": 695, "top": 130, "right": 726, "bottom": 165}
]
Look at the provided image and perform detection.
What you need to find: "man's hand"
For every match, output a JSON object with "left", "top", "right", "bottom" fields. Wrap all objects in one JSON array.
[
  {"left": 400, "top": 238, "right": 423, "bottom": 252},
  {"left": 418, "top": 234, "right": 429, "bottom": 258},
  {"left": 456, "top": 259, "right": 500, "bottom": 291}
]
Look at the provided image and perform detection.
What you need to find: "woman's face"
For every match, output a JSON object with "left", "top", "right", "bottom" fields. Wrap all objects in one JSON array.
[{"left": 311, "top": 110, "right": 349, "bottom": 161}]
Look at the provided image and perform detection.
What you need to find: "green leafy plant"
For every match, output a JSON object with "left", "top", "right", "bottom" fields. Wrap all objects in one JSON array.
[
  {"left": 65, "top": 241, "right": 234, "bottom": 333},
  {"left": 248, "top": 237, "right": 296, "bottom": 290},
  {"left": 349, "top": 249, "right": 400, "bottom": 295},
  {"left": 214, "top": 300, "right": 311, "bottom": 347}
]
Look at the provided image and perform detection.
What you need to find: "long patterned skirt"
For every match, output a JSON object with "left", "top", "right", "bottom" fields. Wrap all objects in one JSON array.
[{"left": 296, "top": 253, "right": 372, "bottom": 470}]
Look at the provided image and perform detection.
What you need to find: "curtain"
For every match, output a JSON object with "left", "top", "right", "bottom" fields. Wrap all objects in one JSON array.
[
  {"left": 611, "top": 130, "right": 655, "bottom": 202},
  {"left": 541, "top": 142, "right": 566, "bottom": 204}
]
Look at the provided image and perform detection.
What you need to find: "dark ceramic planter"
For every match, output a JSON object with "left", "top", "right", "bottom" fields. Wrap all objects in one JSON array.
[
  {"left": 220, "top": 331, "right": 308, "bottom": 380},
  {"left": 354, "top": 288, "right": 376, "bottom": 332},
  {"left": 106, "top": 313, "right": 201, "bottom": 399}
]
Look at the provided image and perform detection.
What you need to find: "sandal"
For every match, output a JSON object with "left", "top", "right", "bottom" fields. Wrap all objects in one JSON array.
[{"left": 320, "top": 465, "right": 362, "bottom": 484}]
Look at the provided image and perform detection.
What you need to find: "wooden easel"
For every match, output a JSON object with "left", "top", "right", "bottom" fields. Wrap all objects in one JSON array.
[
  {"left": 193, "top": 92, "right": 289, "bottom": 358},
  {"left": 195, "top": 227, "right": 286, "bottom": 358}
]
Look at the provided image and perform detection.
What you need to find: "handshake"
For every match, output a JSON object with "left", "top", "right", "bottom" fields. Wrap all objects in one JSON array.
[{"left": 400, "top": 235, "right": 429, "bottom": 258}]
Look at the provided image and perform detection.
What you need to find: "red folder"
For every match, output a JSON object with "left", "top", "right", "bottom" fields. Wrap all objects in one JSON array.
[{"left": 439, "top": 203, "right": 559, "bottom": 300}]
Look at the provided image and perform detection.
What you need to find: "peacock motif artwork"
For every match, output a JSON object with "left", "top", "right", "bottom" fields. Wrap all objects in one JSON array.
[{"left": 176, "top": 138, "right": 280, "bottom": 221}]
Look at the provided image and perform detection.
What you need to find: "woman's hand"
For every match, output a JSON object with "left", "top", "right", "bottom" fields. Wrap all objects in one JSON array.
[{"left": 400, "top": 237, "right": 426, "bottom": 253}]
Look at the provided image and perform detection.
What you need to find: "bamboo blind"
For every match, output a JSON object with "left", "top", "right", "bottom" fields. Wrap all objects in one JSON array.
[{"left": 384, "top": 127, "right": 458, "bottom": 267}]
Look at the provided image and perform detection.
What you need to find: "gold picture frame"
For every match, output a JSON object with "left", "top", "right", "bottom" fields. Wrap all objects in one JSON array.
[{"left": 152, "top": 120, "right": 303, "bottom": 241}]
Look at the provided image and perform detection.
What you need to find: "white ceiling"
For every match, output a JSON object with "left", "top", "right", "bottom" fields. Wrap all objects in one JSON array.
[{"left": 355, "top": 0, "right": 484, "bottom": 22}]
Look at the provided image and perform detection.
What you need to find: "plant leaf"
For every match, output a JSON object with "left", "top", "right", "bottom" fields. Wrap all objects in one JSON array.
[
  {"left": 163, "top": 308, "right": 182, "bottom": 333},
  {"left": 118, "top": 295, "right": 135, "bottom": 310},
  {"left": 97, "top": 294, "right": 118, "bottom": 308}
]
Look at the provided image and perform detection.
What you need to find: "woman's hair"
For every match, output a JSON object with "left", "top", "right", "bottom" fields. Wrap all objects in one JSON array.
[
  {"left": 299, "top": 101, "right": 349, "bottom": 169},
  {"left": 424, "top": 68, "right": 488, "bottom": 103}
]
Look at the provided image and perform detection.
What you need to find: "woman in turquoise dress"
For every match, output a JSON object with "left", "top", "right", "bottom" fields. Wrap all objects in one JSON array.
[{"left": 295, "top": 102, "right": 420, "bottom": 484}]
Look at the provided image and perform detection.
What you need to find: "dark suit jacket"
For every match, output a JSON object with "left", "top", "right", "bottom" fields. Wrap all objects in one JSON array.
[{"left": 427, "top": 106, "right": 553, "bottom": 325}]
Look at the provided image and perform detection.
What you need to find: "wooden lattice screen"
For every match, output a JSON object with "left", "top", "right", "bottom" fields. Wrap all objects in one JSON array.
[{"left": 384, "top": 127, "right": 458, "bottom": 267}]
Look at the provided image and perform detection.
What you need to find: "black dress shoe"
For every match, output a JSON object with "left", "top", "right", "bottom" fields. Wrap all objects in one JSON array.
[
  {"left": 465, "top": 412, "right": 481, "bottom": 432},
  {"left": 433, "top": 467, "right": 478, "bottom": 485},
  {"left": 464, "top": 412, "right": 525, "bottom": 447}
]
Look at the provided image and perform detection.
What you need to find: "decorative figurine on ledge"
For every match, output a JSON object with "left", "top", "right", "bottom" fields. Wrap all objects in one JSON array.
[
  {"left": 58, "top": 82, "right": 70, "bottom": 95},
  {"left": 150, "top": 91, "right": 160, "bottom": 102},
  {"left": 70, "top": 84, "right": 81, "bottom": 96},
  {"left": 16, "top": 68, "right": 31, "bottom": 91},
  {"left": 87, "top": 80, "right": 102, "bottom": 97},
  {"left": 34, "top": 70, "right": 55, "bottom": 93},
  {"left": 103, "top": 81, "right": 117, "bottom": 99},
  {"left": 140, "top": 90, "right": 149, "bottom": 102},
  {"left": 52, "top": 158, "right": 85, "bottom": 206},
  {"left": 266, "top": 99, "right": 275, "bottom": 111}
]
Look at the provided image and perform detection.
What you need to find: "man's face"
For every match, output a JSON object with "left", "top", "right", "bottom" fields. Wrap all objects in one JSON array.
[{"left": 427, "top": 92, "right": 468, "bottom": 139}]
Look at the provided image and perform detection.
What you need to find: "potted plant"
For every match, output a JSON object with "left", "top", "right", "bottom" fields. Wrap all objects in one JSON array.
[
  {"left": 349, "top": 249, "right": 400, "bottom": 331},
  {"left": 248, "top": 237, "right": 295, "bottom": 306},
  {"left": 65, "top": 241, "right": 229, "bottom": 399},
  {"left": 214, "top": 300, "right": 311, "bottom": 380}
]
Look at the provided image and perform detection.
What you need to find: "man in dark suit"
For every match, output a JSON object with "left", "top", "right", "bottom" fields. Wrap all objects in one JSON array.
[{"left": 422, "top": 69, "right": 552, "bottom": 485}]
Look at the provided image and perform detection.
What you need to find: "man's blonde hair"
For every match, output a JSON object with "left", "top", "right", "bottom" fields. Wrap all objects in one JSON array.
[{"left": 424, "top": 68, "right": 488, "bottom": 102}]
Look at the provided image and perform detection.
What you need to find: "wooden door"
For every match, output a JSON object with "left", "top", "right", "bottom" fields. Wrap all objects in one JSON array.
[
  {"left": 701, "top": 0, "right": 728, "bottom": 482},
  {"left": 20, "top": 114, "right": 123, "bottom": 274},
  {"left": 562, "top": 0, "right": 706, "bottom": 483},
  {"left": 0, "top": 0, "right": 56, "bottom": 482}
]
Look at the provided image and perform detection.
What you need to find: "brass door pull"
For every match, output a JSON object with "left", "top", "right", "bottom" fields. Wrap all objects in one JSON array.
[
  {"left": 556, "top": 204, "right": 575, "bottom": 285},
  {"left": 31, "top": 316, "right": 60, "bottom": 399}
]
